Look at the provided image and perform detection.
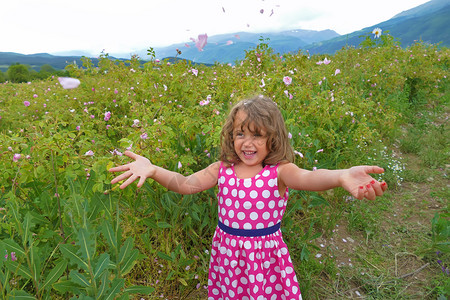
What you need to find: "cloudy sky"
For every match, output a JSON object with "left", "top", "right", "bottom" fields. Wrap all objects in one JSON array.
[{"left": 1, "top": 0, "right": 430, "bottom": 55}]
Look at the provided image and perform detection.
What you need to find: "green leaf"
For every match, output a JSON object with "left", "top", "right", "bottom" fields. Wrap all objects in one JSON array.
[
  {"left": 94, "top": 253, "right": 110, "bottom": 279},
  {"left": 157, "top": 222, "right": 172, "bottom": 229},
  {"left": 3, "top": 239, "right": 26, "bottom": 257},
  {"left": 96, "top": 272, "right": 109, "bottom": 300},
  {"left": 52, "top": 279, "right": 82, "bottom": 294},
  {"left": 101, "top": 221, "right": 117, "bottom": 251},
  {"left": 41, "top": 260, "right": 67, "bottom": 291},
  {"left": 76, "top": 228, "right": 95, "bottom": 262},
  {"left": 60, "top": 244, "right": 88, "bottom": 269},
  {"left": 8, "top": 290, "right": 36, "bottom": 299},
  {"left": 157, "top": 251, "right": 173, "bottom": 262},
  {"left": 124, "top": 285, "right": 155, "bottom": 294},
  {"left": 300, "top": 245, "right": 310, "bottom": 261},
  {"left": 118, "top": 237, "right": 133, "bottom": 266},
  {"left": 4, "top": 261, "right": 33, "bottom": 280},
  {"left": 69, "top": 270, "right": 90, "bottom": 288},
  {"left": 22, "top": 212, "right": 34, "bottom": 247},
  {"left": 120, "top": 249, "right": 139, "bottom": 275},
  {"left": 104, "top": 278, "right": 125, "bottom": 300}
]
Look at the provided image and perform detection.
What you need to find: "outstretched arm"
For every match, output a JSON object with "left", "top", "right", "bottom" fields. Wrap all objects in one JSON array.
[
  {"left": 278, "top": 163, "right": 387, "bottom": 200},
  {"left": 109, "top": 151, "right": 220, "bottom": 194}
]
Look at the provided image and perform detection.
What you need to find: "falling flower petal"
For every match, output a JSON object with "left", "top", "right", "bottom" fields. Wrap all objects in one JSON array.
[
  {"left": 195, "top": 34, "right": 208, "bottom": 51},
  {"left": 294, "top": 150, "right": 303, "bottom": 158},
  {"left": 335, "top": 69, "right": 341, "bottom": 76},
  {"left": 226, "top": 40, "right": 233, "bottom": 45},
  {"left": 84, "top": 150, "right": 94, "bottom": 156},
  {"left": 58, "top": 77, "right": 81, "bottom": 89},
  {"left": 185, "top": 43, "right": 191, "bottom": 48},
  {"left": 235, "top": 34, "right": 240, "bottom": 39}
]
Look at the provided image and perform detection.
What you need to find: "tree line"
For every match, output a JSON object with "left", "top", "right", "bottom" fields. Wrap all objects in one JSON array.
[{"left": 0, "top": 63, "right": 69, "bottom": 83}]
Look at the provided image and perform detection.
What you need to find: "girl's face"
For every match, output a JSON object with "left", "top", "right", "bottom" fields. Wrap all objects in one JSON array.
[{"left": 233, "top": 110, "right": 269, "bottom": 167}]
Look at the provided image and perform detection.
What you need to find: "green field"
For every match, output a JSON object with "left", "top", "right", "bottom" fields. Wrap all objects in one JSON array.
[{"left": 0, "top": 35, "right": 449, "bottom": 299}]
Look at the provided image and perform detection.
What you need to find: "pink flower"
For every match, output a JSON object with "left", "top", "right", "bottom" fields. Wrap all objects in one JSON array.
[
  {"left": 13, "top": 153, "right": 21, "bottom": 162},
  {"left": 260, "top": 79, "right": 265, "bottom": 88},
  {"left": 199, "top": 95, "right": 211, "bottom": 106},
  {"left": 110, "top": 149, "right": 123, "bottom": 156},
  {"left": 323, "top": 58, "right": 331, "bottom": 65},
  {"left": 132, "top": 119, "right": 140, "bottom": 127},
  {"left": 294, "top": 150, "right": 304, "bottom": 158},
  {"left": 283, "top": 76, "right": 292, "bottom": 85},
  {"left": 288, "top": 132, "right": 292, "bottom": 139},
  {"left": 58, "top": 77, "right": 81, "bottom": 89},
  {"left": 178, "top": 161, "right": 182, "bottom": 169},
  {"left": 76, "top": 125, "right": 80, "bottom": 131},
  {"left": 23, "top": 101, "right": 30, "bottom": 107},
  {"left": 84, "top": 150, "right": 94, "bottom": 156},
  {"left": 192, "top": 69, "right": 198, "bottom": 76},
  {"left": 104, "top": 111, "right": 111, "bottom": 121},
  {"left": 11, "top": 252, "right": 16, "bottom": 261},
  {"left": 140, "top": 133, "right": 148, "bottom": 139},
  {"left": 335, "top": 69, "right": 341, "bottom": 76},
  {"left": 33, "top": 94, "right": 38, "bottom": 98},
  {"left": 316, "top": 149, "right": 324, "bottom": 153},
  {"left": 195, "top": 34, "right": 208, "bottom": 51}
]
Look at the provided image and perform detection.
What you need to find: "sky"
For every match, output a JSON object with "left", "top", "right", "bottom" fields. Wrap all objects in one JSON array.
[{"left": 1, "top": 0, "right": 431, "bottom": 56}]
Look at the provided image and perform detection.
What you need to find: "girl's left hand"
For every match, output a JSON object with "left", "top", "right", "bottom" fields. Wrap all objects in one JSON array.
[{"left": 340, "top": 166, "right": 388, "bottom": 200}]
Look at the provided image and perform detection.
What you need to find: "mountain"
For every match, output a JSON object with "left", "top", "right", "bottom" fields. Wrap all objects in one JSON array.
[
  {"left": 119, "top": 29, "right": 339, "bottom": 64},
  {"left": 305, "top": 0, "right": 450, "bottom": 54}
]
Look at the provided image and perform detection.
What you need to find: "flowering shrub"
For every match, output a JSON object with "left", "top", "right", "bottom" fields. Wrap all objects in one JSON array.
[{"left": 0, "top": 34, "right": 448, "bottom": 297}]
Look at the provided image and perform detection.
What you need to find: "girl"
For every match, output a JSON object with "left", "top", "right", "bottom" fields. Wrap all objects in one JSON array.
[{"left": 109, "top": 95, "right": 387, "bottom": 300}]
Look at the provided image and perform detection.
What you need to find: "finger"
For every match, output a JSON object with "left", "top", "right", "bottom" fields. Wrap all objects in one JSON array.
[
  {"left": 124, "top": 150, "right": 139, "bottom": 160},
  {"left": 111, "top": 171, "right": 132, "bottom": 184},
  {"left": 137, "top": 176, "right": 147, "bottom": 188},
  {"left": 364, "top": 166, "right": 385, "bottom": 175},
  {"left": 109, "top": 164, "right": 130, "bottom": 172},
  {"left": 120, "top": 174, "right": 138, "bottom": 189},
  {"left": 370, "top": 180, "right": 384, "bottom": 197},
  {"left": 381, "top": 181, "right": 388, "bottom": 192},
  {"left": 364, "top": 183, "right": 376, "bottom": 200}
]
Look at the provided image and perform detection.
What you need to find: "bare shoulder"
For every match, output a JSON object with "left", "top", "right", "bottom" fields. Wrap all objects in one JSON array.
[{"left": 277, "top": 162, "right": 298, "bottom": 174}]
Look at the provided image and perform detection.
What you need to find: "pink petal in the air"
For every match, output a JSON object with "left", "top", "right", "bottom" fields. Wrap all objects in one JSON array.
[
  {"left": 185, "top": 43, "right": 191, "bottom": 48},
  {"left": 195, "top": 34, "right": 208, "bottom": 51},
  {"left": 226, "top": 40, "right": 233, "bottom": 45},
  {"left": 58, "top": 77, "right": 81, "bottom": 89},
  {"left": 235, "top": 34, "right": 240, "bottom": 39}
]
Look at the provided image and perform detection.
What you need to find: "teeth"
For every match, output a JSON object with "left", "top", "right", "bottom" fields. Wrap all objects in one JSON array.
[{"left": 243, "top": 151, "right": 256, "bottom": 155}]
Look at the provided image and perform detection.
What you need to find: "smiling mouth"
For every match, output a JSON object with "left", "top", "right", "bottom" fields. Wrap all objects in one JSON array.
[{"left": 243, "top": 151, "right": 256, "bottom": 157}]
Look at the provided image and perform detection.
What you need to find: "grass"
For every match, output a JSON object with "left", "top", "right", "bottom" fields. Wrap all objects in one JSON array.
[{"left": 290, "top": 105, "right": 450, "bottom": 299}]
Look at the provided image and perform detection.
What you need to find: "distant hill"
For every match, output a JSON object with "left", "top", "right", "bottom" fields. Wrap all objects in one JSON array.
[
  {"left": 305, "top": 0, "right": 450, "bottom": 54},
  {"left": 1, "top": 0, "right": 448, "bottom": 69}
]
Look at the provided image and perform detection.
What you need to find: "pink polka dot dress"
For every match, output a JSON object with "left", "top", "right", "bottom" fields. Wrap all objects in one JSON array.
[{"left": 208, "top": 163, "right": 302, "bottom": 300}]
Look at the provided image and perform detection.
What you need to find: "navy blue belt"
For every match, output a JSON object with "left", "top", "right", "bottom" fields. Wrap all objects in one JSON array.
[{"left": 218, "top": 221, "right": 281, "bottom": 237}]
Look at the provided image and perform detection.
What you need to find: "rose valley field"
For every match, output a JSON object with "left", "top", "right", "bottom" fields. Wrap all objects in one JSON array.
[{"left": 0, "top": 33, "right": 449, "bottom": 299}]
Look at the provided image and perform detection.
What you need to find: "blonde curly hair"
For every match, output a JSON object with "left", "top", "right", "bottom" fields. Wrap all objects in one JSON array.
[{"left": 220, "top": 95, "right": 294, "bottom": 165}]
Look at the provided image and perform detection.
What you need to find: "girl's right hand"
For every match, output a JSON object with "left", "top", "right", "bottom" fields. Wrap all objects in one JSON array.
[{"left": 109, "top": 151, "right": 156, "bottom": 189}]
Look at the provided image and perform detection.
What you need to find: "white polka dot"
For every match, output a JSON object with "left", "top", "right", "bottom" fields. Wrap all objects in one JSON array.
[
  {"left": 229, "top": 290, "right": 235, "bottom": 298},
  {"left": 278, "top": 199, "right": 285, "bottom": 207},
  {"left": 219, "top": 196, "right": 224, "bottom": 204},
  {"left": 253, "top": 285, "right": 259, "bottom": 293},
  {"left": 232, "top": 189, "right": 237, "bottom": 197},
  {"left": 256, "top": 273, "right": 264, "bottom": 282},
  {"left": 268, "top": 178, "right": 275, "bottom": 187},
  {"left": 250, "top": 212, "right": 258, "bottom": 220},
  {"left": 243, "top": 201, "right": 252, "bottom": 209},
  {"left": 274, "top": 190, "right": 280, "bottom": 197},
  {"left": 262, "top": 170, "right": 270, "bottom": 177},
  {"left": 234, "top": 201, "right": 240, "bottom": 209},
  {"left": 213, "top": 288, "right": 220, "bottom": 295},
  {"left": 221, "top": 285, "right": 226, "bottom": 293},
  {"left": 292, "top": 286, "right": 298, "bottom": 294},
  {"left": 249, "top": 274, "right": 255, "bottom": 283},
  {"left": 238, "top": 286, "right": 244, "bottom": 294},
  {"left": 226, "top": 168, "right": 233, "bottom": 175},
  {"left": 256, "top": 223, "right": 264, "bottom": 229},
  {"left": 243, "top": 223, "right": 252, "bottom": 229},
  {"left": 264, "top": 261, "right": 270, "bottom": 268},
  {"left": 270, "top": 275, "right": 277, "bottom": 283},
  {"left": 230, "top": 239, "right": 237, "bottom": 247},
  {"left": 271, "top": 295, "right": 277, "bottom": 300},
  {"left": 225, "top": 198, "right": 232, "bottom": 206},
  {"left": 263, "top": 212, "right": 270, "bottom": 220},
  {"left": 220, "top": 176, "right": 226, "bottom": 184},
  {"left": 281, "top": 247, "right": 288, "bottom": 255},
  {"left": 256, "top": 201, "right": 264, "bottom": 209},
  {"left": 232, "top": 222, "right": 239, "bottom": 228},
  {"left": 223, "top": 187, "right": 229, "bottom": 195},
  {"left": 262, "top": 190, "right": 271, "bottom": 198},
  {"left": 286, "top": 266, "right": 293, "bottom": 274},
  {"left": 235, "top": 267, "right": 241, "bottom": 275},
  {"left": 275, "top": 284, "right": 283, "bottom": 291},
  {"left": 239, "top": 190, "right": 246, "bottom": 199},
  {"left": 265, "top": 286, "right": 273, "bottom": 294},
  {"left": 243, "top": 179, "right": 252, "bottom": 188},
  {"left": 228, "top": 178, "right": 235, "bottom": 186},
  {"left": 221, "top": 208, "right": 226, "bottom": 216},
  {"left": 286, "top": 278, "right": 291, "bottom": 287},
  {"left": 240, "top": 277, "right": 248, "bottom": 284},
  {"left": 244, "top": 241, "right": 252, "bottom": 249},
  {"left": 250, "top": 190, "right": 258, "bottom": 199},
  {"left": 268, "top": 200, "right": 276, "bottom": 208},
  {"left": 228, "top": 210, "right": 235, "bottom": 218},
  {"left": 232, "top": 279, "right": 238, "bottom": 288},
  {"left": 249, "top": 252, "right": 255, "bottom": 261},
  {"left": 237, "top": 212, "right": 246, "bottom": 220},
  {"left": 273, "top": 210, "right": 279, "bottom": 218}
]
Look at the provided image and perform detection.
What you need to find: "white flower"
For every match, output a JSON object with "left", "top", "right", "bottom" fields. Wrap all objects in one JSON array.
[
  {"left": 372, "top": 27, "right": 382, "bottom": 38},
  {"left": 84, "top": 150, "right": 94, "bottom": 156}
]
